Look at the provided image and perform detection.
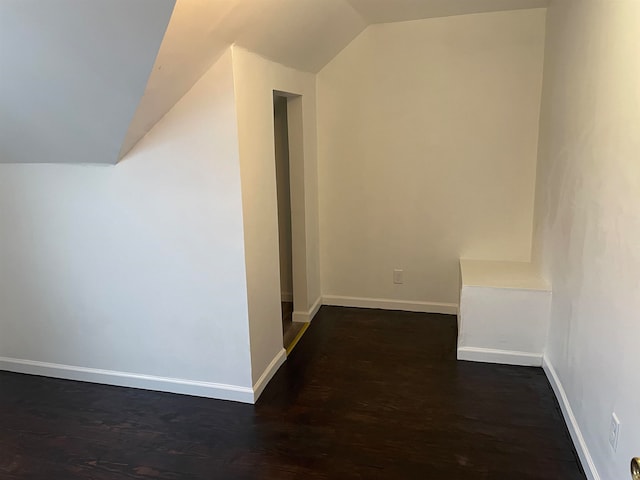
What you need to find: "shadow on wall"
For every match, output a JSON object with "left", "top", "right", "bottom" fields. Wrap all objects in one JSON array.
[{"left": 0, "top": 49, "right": 255, "bottom": 400}]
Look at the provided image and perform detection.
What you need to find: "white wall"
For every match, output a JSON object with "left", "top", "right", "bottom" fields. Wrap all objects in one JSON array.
[
  {"left": 0, "top": 50, "right": 255, "bottom": 400},
  {"left": 232, "top": 47, "right": 321, "bottom": 384},
  {"left": 317, "top": 9, "right": 546, "bottom": 309},
  {"left": 0, "top": 0, "right": 175, "bottom": 164},
  {"left": 121, "top": 0, "right": 367, "bottom": 157},
  {"left": 533, "top": 1, "right": 640, "bottom": 478}
]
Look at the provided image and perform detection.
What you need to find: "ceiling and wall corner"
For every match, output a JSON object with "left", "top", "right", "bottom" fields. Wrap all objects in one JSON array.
[
  {"left": 0, "top": 0, "right": 175, "bottom": 165},
  {"left": 0, "top": 0, "right": 553, "bottom": 164},
  {"left": 120, "top": 0, "right": 550, "bottom": 157},
  {"left": 120, "top": 0, "right": 367, "bottom": 158},
  {"left": 118, "top": 1, "right": 237, "bottom": 158}
]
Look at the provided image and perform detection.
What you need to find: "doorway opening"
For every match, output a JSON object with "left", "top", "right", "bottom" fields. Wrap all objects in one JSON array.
[{"left": 273, "top": 93, "right": 308, "bottom": 354}]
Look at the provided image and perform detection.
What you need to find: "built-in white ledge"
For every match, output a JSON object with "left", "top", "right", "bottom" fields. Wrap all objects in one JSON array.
[{"left": 457, "top": 259, "right": 551, "bottom": 367}]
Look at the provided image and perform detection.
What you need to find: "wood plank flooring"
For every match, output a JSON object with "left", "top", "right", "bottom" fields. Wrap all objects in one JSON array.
[{"left": 0, "top": 306, "right": 585, "bottom": 479}]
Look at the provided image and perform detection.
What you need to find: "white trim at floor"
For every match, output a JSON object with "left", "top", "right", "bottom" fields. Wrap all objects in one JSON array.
[
  {"left": 292, "top": 296, "right": 322, "bottom": 323},
  {"left": 543, "top": 356, "right": 600, "bottom": 480},
  {"left": 0, "top": 356, "right": 256, "bottom": 403},
  {"left": 322, "top": 295, "right": 458, "bottom": 315},
  {"left": 252, "top": 348, "right": 286, "bottom": 402}
]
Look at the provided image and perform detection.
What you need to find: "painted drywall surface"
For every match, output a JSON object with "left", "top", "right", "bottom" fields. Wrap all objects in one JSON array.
[
  {"left": 122, "top": 0, "right": 555, "bottom": 157},
  {"left": 317, "top": 9, "right": 546, "bottom": 307},
  {"left": 121, "top": 0, "right": 366, "bottom": 156},
  {"left": 532, "top": 1, "right": 640, "bottom": 478},
  {"left": 120, "top": 0, "right": 234, "bottom": 157},
  {"left": 0, "top": 50, "right": 253, "bottom": 389},
  {"left": 232, "top": 47, "right": 320, "bottom": 383},
  {"left": 0, "top": 0, "right": 175, "bottom": 164},
  {"left": 274, "top": 96, "right": 294, "bottom": 300}
]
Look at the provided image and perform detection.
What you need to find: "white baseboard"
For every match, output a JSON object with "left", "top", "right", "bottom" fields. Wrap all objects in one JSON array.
[
  {"left": 543, "top": 357, "right": 600, "bottom": 480},
  {"left": 322, "top": 295, "right": 458, "bottom": 315},
  {"left": 292, "top": 296, "right": 322, "bottom": 323},
  {"left": 457, "top": 346, "right": 542, "bottom": 366},
  {"left": 252, "top": 348, "right": 286, "bottom": 402},
  {"left": 281, "top": 292, "right": 293, "bottom": 302},
  {"left": 0, "top": 356, "right": 256, "bottom": 403}
]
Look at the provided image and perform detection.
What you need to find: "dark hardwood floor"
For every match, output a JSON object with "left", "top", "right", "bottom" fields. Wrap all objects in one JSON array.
[{"left": 0, "top": 306, "right": 585, "bottom": 479}]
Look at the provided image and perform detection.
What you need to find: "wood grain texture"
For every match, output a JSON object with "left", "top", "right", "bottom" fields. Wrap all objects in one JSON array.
[{"left": 0, "top": 306, "right": 585, "bottom": 479}]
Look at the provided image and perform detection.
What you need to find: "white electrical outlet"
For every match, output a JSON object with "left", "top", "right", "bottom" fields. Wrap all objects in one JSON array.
[
  {"left": 609, "top": 412, "right": 620, "bottom": 451},
  {"left": 393, "top": 269, "right": 404, "bottom": 284}
]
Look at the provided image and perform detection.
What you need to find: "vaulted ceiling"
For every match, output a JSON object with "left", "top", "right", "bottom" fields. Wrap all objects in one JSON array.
[
  {"left": 120, "top": 0, "right": 367, "bottom": 156},
  {"left": 1, "top": 0, "right": 549, "bottom": 164},
  {"left": 123, "top": 0, "right": 548, "bottom": 158}
]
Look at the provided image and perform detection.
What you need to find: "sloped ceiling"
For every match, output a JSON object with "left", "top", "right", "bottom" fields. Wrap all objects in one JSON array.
[
  {"left": 0, "top": 0, "right": 175, "bottom": 164},
  {"left": 2, "top": 0, "right": 549, "bottom": 163},
  {"left": 120, "top": 0, "right": 366, "bottom": 157},
  {"left": 122, "top": 0, "right": 549, "bottom": 159}
]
